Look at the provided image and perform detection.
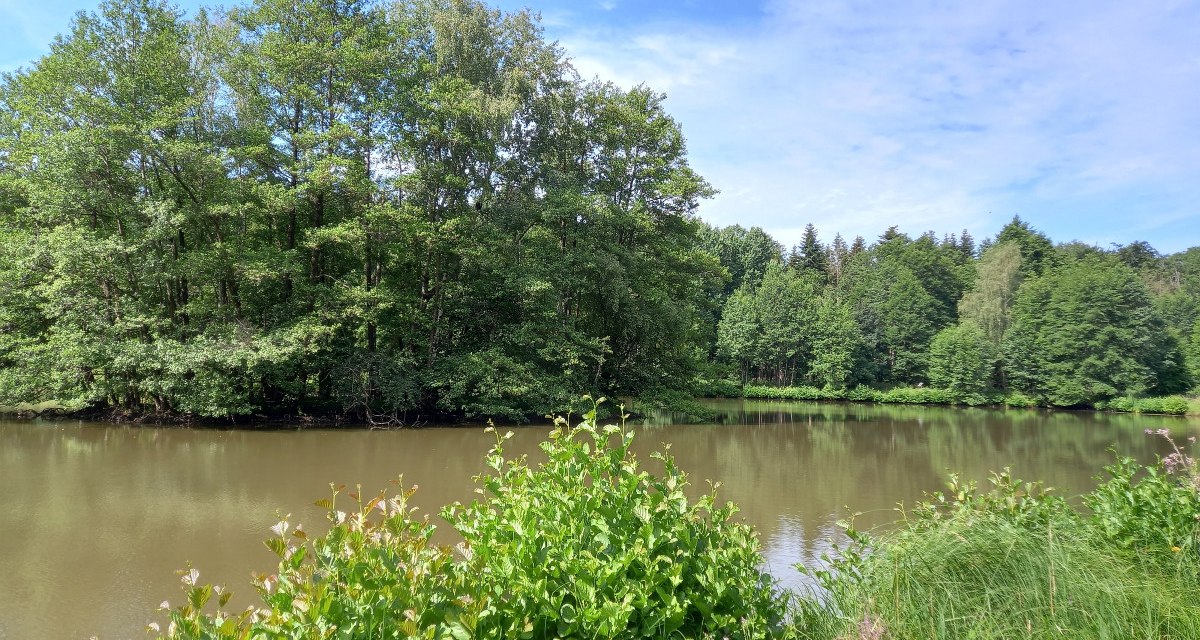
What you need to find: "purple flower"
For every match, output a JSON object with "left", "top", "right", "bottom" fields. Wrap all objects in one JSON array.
[{"left": 1163, "top": 452, "right": 1194, "bottom": 475}]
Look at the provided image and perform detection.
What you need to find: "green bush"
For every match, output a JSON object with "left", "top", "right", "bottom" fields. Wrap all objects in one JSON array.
[
  {"left": 446, "top": 409, "right": 788, "bottom": 638},
  {"left": 156, "top": 401, "right": 791, "bottom": 639},
  {"left": 1001, "top": 391, "right": 1038, "bottom": 408},
  {"left": 877, "top": 386, "right": 955, "bottom": 405},
  {"left": 1098, "top": 395, "right": 1192, "bottom": 415},
  {"left": 694, "top": 377, "right": 743, "bottom": 398},
  {"left": 1088, "top": 454, "right": 1200, "bottom": 559},
  {"left": 1159, "top": 396, "right": 1191, "bottom": 415}
]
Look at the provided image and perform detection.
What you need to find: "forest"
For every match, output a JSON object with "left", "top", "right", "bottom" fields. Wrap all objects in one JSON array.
[{"left": 0, "top": 0, "right": 1198, "bottom": 421}]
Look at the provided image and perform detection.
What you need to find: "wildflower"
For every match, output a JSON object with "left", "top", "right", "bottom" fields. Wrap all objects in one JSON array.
[
  {"left": 1172, "top": 546, "right": 1182, "bottom": 552},
  {"left": 270, "top": 520, "right": 289, "bottom": 537},
  {"left": 181, "top": 568, "right": 199, "bottom": 586},
  {"left": 1162, "top": 451, "right": 1194, "bottom": 474}
]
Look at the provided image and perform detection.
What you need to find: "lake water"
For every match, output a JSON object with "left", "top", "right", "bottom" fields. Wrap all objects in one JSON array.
[{"left": 1, "top": 399, "right": 1197, "bottom": 639}]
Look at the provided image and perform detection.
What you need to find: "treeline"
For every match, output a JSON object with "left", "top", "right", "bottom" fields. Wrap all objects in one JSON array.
[
  {"left": 1, "top": 1, "right": 1197, "bottom": 421},
  {"left": 709, "top": 218, "right": 1200, "bottom": 407},
  {"left": 0, "top": 0, "right": 722, "bottom": 420}
]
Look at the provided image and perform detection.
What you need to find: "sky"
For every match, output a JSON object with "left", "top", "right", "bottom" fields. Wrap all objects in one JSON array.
[{"left": 3, "top": 0, "right": 1200, "bottom": 253}]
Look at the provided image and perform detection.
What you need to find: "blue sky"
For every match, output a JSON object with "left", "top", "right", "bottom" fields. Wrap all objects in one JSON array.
[{"left": 4, "top": 0, "right": 1200, "bottom": 253}]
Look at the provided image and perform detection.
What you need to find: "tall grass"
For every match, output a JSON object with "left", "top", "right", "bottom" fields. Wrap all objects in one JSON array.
[
  {"left": 798, "top": 455, "right": 1200, "bottom": 640},
  {"left": 800, "top": 517, "right": 1200, "bottom": 639}
]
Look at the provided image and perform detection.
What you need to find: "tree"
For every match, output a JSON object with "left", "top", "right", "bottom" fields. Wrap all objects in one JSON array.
[
  {"left": 809, "top": 293, "right": 863, "bottom": 389},
  {"left": 698, "top": 224, "right": 782, "bottom": 299},
  {"left": 716, "top": 287, "right": 760, "bottom": 384},
  {"left": 826, "top": 232, "right": 849, "bottom": 286},
  {"left": 995, "top": 216, "right": 1056, "bottom": 278},
  {"left": 958, "top": 228, "right": 976, "bottom": 261},
  {"left": 1113, "top": 241, "right": 1160, "bottom": 271},
  {"left": 790, "top": 223, "right": 826, "bottom": 277},
  {"left": 1188, "top": 320, "right": 1200, "bottom": 389},
  {"left": 750, "top": 263, "right": 820, "bottom": 385},
  {"left": 848, "top": 235, "right": 867, "bottom": 257},
  {"left": 959, "top": 242, "right": 1023, "bottom": 346},
  {"left": 1003, "top": 256, "right": 1185, "bottom": 406},
  {"left": 877, "top": 265, "right": 940, "bottom": 383},
  {"left": 928, "top": 321, "right": 996, "bottom": 400},
  {"left": 0, "top": 0, "right": 722, "bottom": 419}
]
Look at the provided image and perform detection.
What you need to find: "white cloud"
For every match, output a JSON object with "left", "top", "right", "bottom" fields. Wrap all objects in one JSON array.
[{"left": 543, "top": 0, "right": 1200, "bottom": 251}]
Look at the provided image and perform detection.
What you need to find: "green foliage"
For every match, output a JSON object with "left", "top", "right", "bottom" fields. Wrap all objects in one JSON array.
[
  {"left": 996, "top": 215, "right": 1057, "bottom": 278},
  {"left": 446, "top": 406, "right": 788, "bottom": 638},
  {"left": 1087, "top": 453, "right": 1200, "bottom": 559},
  {"left": 1004, "top": 256, "right": 1184, "bottom": 406},
  {"left": 1001, "top": 391, "right": 1038, "bottom": 408},
  {"left": 927, "top": 321, "right": 996, "bottom": 402},
  {"left": 0, "top": 0, "right": 720, "bottom": 420},
  {"left": 958, "top": 241, "right": 1022, "bottom": 346},
  {"left": 1098, "top": 395, "right": 1192, "bottom": 415},
  {"left": 808, "top": 294, "right": 862, "bottom": 390},
  {"left": 715, "top": 264, "right": 822, "bottom": 386},
  {"left": 740, "top": 384, "right": 983, "bottom": 406},
  {"left": 156, "top": 403, "right": 792, "bottom": 638}
]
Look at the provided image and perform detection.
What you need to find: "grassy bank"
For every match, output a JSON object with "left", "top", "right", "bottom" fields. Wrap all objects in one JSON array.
[
  {"left": 735, "top": 383, "right": 1198, "bottom": 416},
  {"left": 797, "top": 439, "right": 1200, "bottom": 639}
]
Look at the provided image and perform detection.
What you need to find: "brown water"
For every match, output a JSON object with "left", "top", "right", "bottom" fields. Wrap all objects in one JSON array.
[{"left": 1, "top": 399, "right": 1197, "bottom": 639}]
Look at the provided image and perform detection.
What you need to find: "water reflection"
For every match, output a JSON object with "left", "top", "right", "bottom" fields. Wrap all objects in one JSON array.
[{"left": 0, "top": 401, "right": 1195, "bottom": 638}]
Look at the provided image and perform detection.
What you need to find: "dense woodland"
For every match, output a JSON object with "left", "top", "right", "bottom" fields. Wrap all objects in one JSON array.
[{"left": 0, "top": 0, "right": 1198, "bottom": 420}]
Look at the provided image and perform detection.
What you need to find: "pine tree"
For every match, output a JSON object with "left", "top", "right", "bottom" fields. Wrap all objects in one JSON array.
[
  {"left": 827, "top": 233, "right": 849, "bottom": 286},
  {"left": 849, "top": 235, "right": 867, "bottom": 256}
]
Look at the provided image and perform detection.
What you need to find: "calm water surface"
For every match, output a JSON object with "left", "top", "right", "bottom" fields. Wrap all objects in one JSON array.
[{"left": 2, "top": 399, "right": 1198, "bottom": 639}]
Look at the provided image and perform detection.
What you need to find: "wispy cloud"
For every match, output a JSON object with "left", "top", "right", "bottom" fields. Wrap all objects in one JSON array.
[{"left": 539, "top": 0, "right": 1200, "bottom": 251}]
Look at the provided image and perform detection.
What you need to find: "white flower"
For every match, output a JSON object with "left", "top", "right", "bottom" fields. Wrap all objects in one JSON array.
[{"left": 270, "top": 520, "right": 290, "bottom": 537}]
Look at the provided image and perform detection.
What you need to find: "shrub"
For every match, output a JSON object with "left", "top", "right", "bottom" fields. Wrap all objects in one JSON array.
[
  {"left": 1088, "top": 430, "right": 1200, "bottom": 560},
  {"left": 446, "top": 406, "right": 789, "bottom": 638},
  {"left": 1002, "top": 391, "right": 1038, "bottom": 408},
  {"left": 155, "top": 401, "right": 792, "bottom": 639},
  {"left": 157, "top": 485, "right": 470, "bottom": 638},
  {"left": 877, "top": 386, "right": 955, "bottom": 405},
  {"left": 1160, "top": 396, "right": 1191, "bottom": 415}
]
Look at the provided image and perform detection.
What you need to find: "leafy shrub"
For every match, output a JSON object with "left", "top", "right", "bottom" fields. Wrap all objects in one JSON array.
[
  {"left": 694, "top": 376, "right": 743, "bottom": 398},
  {"left": 842, "top": 386, "right": 879, "bottom": 402},
  {"left": 157, "top": 485, "right": 471, "bottom": 638},
  {"left": 743, "top": 384, "right": 826, "bottom": 401},
  {"left": 1159, "top": 396, "right": 1191, "bottom": 415},
  {"left": 876, "top": 386, "right": 955, "bottom": 405},
  {"left": 446, "top": 405, "right": 789, "bottom": 638},
  {"left": 155, "top": 401, "right": 791, "bottom": 639},
  {"left": 1088, "top": 432, "right": 1200, "bottom": 560},
  {"left": 1001, "top": 391, "right": 1038, "bottom": 408},
  {"left": 1098, "top": 395, "right": 1191, "bottom": 415}
]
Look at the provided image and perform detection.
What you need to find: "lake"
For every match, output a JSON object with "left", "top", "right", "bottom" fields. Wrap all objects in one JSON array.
[{"left": 1, "top": 399, "right": 1197, "bottom": 639}]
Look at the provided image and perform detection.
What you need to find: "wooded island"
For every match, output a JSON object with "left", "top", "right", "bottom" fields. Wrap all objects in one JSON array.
[{"left": 0, "top": 0, "right": 1197, "bottom": 421}]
